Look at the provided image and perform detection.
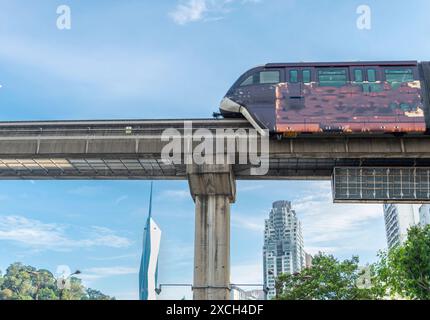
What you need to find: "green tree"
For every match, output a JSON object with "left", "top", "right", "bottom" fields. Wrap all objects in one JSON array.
[
  {"left": 0, "top": 263, "right": 35, "bottom": 300},
  {"left": 0, "top": 262, "right": 114, "bottom": 300},
  {"left": 372, "top": 225, "right": 430, "bottom": 300},
  {"left": 0, "top": 288, "right": 13, "bottom": 300},
  {"left": 86, "top": 288, "right": 115, "bottom": 300},
  {"left": 60, "top": 277, "right": 87, "bottom": 300},
  {"left": 32, "top": 269, "right": 57, "bottom": 300},
  {"left": 37, "top": 287, "right": 58, "bottom": 300},
  {"left": 275, "top": 254, "right": 375, "bottom": 300}
]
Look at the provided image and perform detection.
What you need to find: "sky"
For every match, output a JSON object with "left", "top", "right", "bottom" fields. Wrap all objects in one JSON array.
[{"left": 0, "top": 0, "right": 429, "bottom": 300}]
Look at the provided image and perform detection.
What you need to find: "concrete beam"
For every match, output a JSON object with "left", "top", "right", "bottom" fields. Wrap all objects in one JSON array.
[
  {"left": 187, "top": 164, "right": 235, "bottom": 300},
  {"left": 187, "top": 164, "right": 236, "bottom": 202},
  {"left": 2, "top": 120, "right": 430, "bottom": 180}
]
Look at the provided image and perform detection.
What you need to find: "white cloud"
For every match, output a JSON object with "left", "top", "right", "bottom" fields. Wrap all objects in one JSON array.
[
  {"left": 82, "top": 266, "right": 138, "bottom": 279},
  {"left": 159, "top": 240, "right": 194, "bottom": 269},
  {"left": 230, "top": 181, "right": 386, "bottom": 256},
  {"left": 237, "top": 183, "right": 265, "bottom": 192},
  {"left": 81, "top": 226, "right": 133, "bottom": 249},
  {"left": 115, "top": 195, "right": 129, "bottom": 205},
  {"left": 231, "top": 213, "right": 265, "bottom": 232},
  {"left": 159, "top": 189, "right": 190, "bottom": 200},
  {"left": 68, "top": 186, "right": 105, "bottom": 196},
  {"left": 304, "top": 246, "right": 338, "bottom": 256},
  {"left": 169, "top": 0, "right": 208, "bottom": 25},
  {"left": 292, "top": 182, "right": 385, "bottom": 252},
  {"left": 0, "top": 215, "right": 132, "bottom": 250},
  {"left": 89, "top": 254, "right": 139, "bottom": 261},
  {"left": 0, "top": 216, "right": 66, "bottom": 248},
  {"left": 77, "top": 266, "right": 138, "bottom": 288},
  {"left": 169, "top": 0, "right": 261, "bottom": 25},
  {"left": 231, "top": 262, "right": 263, "bottom": 285}
]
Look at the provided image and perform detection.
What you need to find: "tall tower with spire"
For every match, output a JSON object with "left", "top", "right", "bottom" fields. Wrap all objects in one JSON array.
[{"left": 139, "top": 182, "right": 162, "bottom": 300}]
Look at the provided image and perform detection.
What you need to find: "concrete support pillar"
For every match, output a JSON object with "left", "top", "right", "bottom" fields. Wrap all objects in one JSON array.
[{"left": 187, "top": 164, "right": 236, "bottom": 301}]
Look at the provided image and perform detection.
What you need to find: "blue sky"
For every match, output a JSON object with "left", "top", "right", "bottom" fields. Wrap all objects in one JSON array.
[{"left": 0, "top": 0, "right": 428, "bottom": 299}]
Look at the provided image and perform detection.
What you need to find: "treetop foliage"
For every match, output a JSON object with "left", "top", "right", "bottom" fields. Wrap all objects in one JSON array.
[
  {"left": 0, "top": 262, "right": 114, "bottom": 300},
  {"left": 275, "top": 225, "right": 430, "bottom": 300}
]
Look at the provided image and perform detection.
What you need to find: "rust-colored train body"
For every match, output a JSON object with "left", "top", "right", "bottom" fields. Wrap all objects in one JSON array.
[{"left": 220, "top": 61, "right": 430, "bottom": 135}]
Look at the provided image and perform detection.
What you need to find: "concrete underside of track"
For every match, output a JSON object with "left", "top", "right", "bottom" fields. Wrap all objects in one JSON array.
[{"left": 0, "top": 119, "right": 430, "bottom": 180}]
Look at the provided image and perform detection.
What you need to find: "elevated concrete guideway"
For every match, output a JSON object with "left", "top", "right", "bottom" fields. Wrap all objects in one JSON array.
[
  {"left": 1, "top": 119, "right": 430, "bottom": 180},
  {"left": 2, "top": 118, "right": 430, "bottom": 300}
]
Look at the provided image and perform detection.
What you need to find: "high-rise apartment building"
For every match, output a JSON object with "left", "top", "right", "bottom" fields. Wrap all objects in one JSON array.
[
  {"left": 263, "top": 201, "right": 305, "bottom": 299},
  {"left": 383, "top": 204, "right": 415, "bottom": 249}
]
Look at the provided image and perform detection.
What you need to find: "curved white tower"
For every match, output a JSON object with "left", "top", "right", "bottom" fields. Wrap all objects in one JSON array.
[{"left": 139, "top": 183, "right": 162, "bottom": 300}]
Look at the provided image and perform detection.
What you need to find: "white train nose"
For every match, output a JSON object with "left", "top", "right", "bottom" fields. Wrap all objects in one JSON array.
[
  {"left": 220, "top": 97, "right": 242, "bottom": 113},
  {"left": 220, "top": 97, "right": 267, "bottom": 136}
]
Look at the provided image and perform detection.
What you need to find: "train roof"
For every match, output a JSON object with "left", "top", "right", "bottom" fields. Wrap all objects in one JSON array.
[{"left": 265, "top": 61, "right": 418, "bottom": 68}]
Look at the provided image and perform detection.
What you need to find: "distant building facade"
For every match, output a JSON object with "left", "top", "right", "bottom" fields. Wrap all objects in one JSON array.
[
  {"left": 304, "top": 252, "right": 313, "bottom": 268},
  {"left": 230, "top": 287, "right": 265, "bottom": 300},
  {"left": 419, "top": 204, "right": 430, "bottom": 227},
  {"left": 383, "top": 204, "right": 416, "bottom": 249},
  {"left": 263, "top": 201, "right": 305, "bottom": 299}
]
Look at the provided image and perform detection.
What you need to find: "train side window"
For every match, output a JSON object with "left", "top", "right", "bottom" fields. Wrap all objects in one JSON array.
[
  {"left": 240, "top": 75, "right": 255, "bottom": 86},
  {"left": 289, "top": 70, "right": 298, "bottom": 83},
  {"left": 367, "top": 69, "right": 377, "bottom": 82},
  {"left": 385, "top": 69, "right": 414, "bottom": 83},
  {"left": 240, "top": 71, "right": 280, "bottom": 86},
  {"left": 260, "top": 71, "right": 280, "bottom": 84},
  {"left": 354, "top": 69, "right": 363, "bottom": 82},
  {"left": 318, "top": 68, "right": 347, "bottom": 87},
  {"left": 303, "top": 70, "right": 311, "bottom": 83}
]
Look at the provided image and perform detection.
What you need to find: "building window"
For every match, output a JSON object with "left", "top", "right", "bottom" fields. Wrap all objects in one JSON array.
[
  {"left": 318, "top": 68, "right": 347, "bottom": 87},
  {"left": 289, "top": 70, "right": 298, "bottom": 83}
]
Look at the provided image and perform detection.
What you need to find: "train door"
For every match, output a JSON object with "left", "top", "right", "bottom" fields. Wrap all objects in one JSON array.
[
  {"left": 275, "top": 67, "right": 312, "bottom": 133},
  {"left": 286, "top": 68, "right": 301, "bottom": 92},
  {"left": 315, "top": 67, "right": 350, "bottom": 132},
  {"left": 363, "top": 67, "right": 381, "bottom": 93},
  {"left": 364, "top": 67, "right": 385, "bottom": 131},
  {"left": 348, "top": 67, "right": 365, "bottom": 130},
  {"left": 285, "top": 68, "right": 303, "bottom": 109}
]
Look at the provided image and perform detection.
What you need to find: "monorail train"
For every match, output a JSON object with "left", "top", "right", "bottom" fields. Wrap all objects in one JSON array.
[{"left": 220, "top": 61, "right": 430, "bottom": 136}]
